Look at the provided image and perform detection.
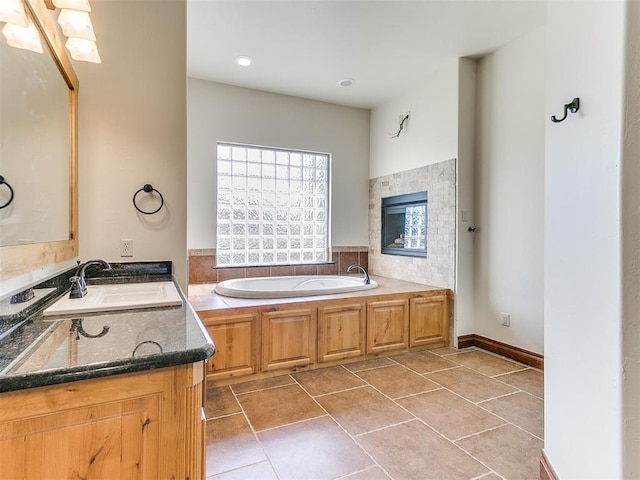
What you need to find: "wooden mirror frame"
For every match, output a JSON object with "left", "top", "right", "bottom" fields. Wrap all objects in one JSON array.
[{"left": 0, "top": 0, "right": 79, "bottom": 282}]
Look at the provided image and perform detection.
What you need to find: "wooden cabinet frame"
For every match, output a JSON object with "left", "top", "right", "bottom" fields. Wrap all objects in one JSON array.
[
  {"left": 198, "top": 289, "right": 450, "bottom": 384},
  {"left": 0, "top": 362, "right": 206, "bottom": 479}
]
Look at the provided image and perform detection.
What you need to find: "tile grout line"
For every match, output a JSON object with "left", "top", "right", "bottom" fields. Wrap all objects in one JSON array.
[
  {"left": 207, "top": 410, "right": 244, "bottom": 422},
  {"left": 380, "top": 358, "right": 543, "bottom": 477},
  {"left": 313, "top": 383, "right": 370, "bottom": 398},
  {"left": 422, "top": 374, "right": 545, "bottom": 440},
  {"left": 232, "top": 376, "right": 296, "bottom": 396},
  {"left": 452, "top": 422, "right": 511, "bottom": 443},
  {"left": 333, "top": 464, "right": 388, "bottom": 480},
  {"left": 351, "top": 368, "right": 504, "bottom": 479},
  {"left": 226, "top": 384, "right": 283, "bottom": 480},
  {"left": 207, "top": 347, "right": 543, "bottom": 479},
  {"left": 290, "top": 367, "right": 396, "bottom": 480}
]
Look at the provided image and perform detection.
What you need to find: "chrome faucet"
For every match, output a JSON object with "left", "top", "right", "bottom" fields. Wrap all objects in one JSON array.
[
  {"left": 346, "top": 264, "right": 371, "bottom": 285},
  {"left": 69, "top": 260, "right": 112, "bottom": 299}
]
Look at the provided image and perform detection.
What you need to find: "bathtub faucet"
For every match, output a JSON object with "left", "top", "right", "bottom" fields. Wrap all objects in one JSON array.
[{"left": 347, "top": 264, "right": 370, "bottom": 285}]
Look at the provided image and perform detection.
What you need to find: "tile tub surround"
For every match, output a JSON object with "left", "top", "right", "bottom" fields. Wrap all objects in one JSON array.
[
  {"left": 188, "top": 247, "right": 368, "bottom": 284},
  {"left": 204, "top": 347, "right": 543, "bottom": 480},
  {"left": 0, "top": 262, "right": 214, "bottom": 393},
  {"left": 369, "top": 159, "right": 456, "bottom": 288}
]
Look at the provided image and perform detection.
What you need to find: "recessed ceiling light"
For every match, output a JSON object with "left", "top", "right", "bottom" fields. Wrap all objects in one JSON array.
[
  {"left": 235, "top": 55, "right": 252, "bottom": 67},
  {"left": 338, "top": 78, "right": 354, "bottom": 87}
]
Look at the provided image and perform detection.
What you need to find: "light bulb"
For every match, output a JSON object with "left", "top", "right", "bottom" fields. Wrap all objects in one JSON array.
[
  {"left": 57, "top": 9, "right": 96, "bottom": 41},
  {"left": 0, "top": 0, "right": 28, "bottom": 27},
  {"left": 2, "top": 17, "right": 43, "bottom": 53},
  {"left": 65, "top": 37, "right": 101, "bottom": 63},
  {"left": 52, "top": 0, "right": 91, "bottom": 12},
  {"left": 235, "top": 56, "right": 252, "bottom": 67}
]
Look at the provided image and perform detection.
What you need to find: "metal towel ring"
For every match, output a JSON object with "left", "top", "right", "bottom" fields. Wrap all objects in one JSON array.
[
  {"left": 132, "top": 184, "right": 164, "bottom": 215},
  {"left": 132, "top": 340, "right": 163, "bottom": 357},
  {"left": 0, "top": 176, "right": 15, "bottom": 209}
]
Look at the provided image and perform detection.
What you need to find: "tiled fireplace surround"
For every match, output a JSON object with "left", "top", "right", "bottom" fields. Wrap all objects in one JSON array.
[{"left": 188, "top": 159, "right": 455, "bottom": 289}]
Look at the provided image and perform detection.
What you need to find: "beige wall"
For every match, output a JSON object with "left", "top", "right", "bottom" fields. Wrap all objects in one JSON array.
[
  {"left": 544, "top": 1, "right": 626, "bottom": 477},
  {"left": 369, "top": 58, "right": 459, "bottom": 179},
  {"left": 474, "top": 27, "right": 546, "bottom": 355},
  {"left": 74, "top": 0, "right": 188, "bottom": 287},
  {"left": 187, "top": 78, "right": 370, "bottom": 251}
]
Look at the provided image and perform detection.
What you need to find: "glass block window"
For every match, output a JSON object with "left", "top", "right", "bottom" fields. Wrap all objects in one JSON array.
[
  {"left": 403, "top": 205, "right": 426, "bottom": 249},
  {"left": 216, "top": 142, "right": 330, "bottom": 267}
]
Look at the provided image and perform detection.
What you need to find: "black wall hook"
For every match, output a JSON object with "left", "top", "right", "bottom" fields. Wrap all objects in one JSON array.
[
  {"left": 390, "top": 114, "right": 410, "bottom": 138},
  {"left": 551, "top": 97, "right": 580, "bottom": 123}
]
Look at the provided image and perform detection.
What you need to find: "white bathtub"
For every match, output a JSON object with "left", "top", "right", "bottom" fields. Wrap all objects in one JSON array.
[{"left": 214, "top": 275, "right": 378, "bottom": 299}]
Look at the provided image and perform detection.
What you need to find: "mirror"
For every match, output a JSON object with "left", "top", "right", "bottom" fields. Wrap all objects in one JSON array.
[{"left": 0, "top": 0, "right": 78, "bottom": 281}]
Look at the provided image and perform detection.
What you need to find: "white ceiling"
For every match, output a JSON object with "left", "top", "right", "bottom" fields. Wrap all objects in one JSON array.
[{"left": 187, "top": 0, "right": 547, "bottom": 109}]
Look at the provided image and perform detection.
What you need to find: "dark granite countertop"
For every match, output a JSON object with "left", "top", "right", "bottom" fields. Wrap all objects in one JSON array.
[{"left": 0, "top": 262, "right": 215, "bottom": 393}]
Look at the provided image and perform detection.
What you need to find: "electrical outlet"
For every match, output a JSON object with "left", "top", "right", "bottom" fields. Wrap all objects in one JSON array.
[
  {"left": 120, "top": 239, "right": 133, "bottom": 257},
  {"left": 499, "top": 312, "right": 511, "bottom": 327}
]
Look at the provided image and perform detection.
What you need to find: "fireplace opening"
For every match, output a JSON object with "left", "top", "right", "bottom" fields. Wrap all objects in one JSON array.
[{"left": 381, "top": 191, "right": 427, "bottom": 257}]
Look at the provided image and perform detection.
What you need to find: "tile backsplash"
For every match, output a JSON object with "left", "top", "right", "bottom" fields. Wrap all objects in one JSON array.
[
  {"left": 188, "top": 248, "right": 368, "bottom": 284},
  {"left": 369, "top": 159, "right": 456, "bottom": 288}
]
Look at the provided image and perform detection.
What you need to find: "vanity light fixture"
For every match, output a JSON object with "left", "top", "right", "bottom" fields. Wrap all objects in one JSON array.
[
  {"left": 52, "top": 0, "right": 101, "bottom": 63},
  {"left": 0, "top": 0, "right": 28, "bottom": 26},
  {"left": 0, "top": 0, "right": 101, "bottom": 62},
  {"left": 235, "top": 55, "right": 252, "bottom": 67},
  {"left": 2, "top": 16, "right": 43, "bottom": 53}
]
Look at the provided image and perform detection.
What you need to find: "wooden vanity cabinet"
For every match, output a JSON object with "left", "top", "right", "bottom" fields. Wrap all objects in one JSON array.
[
  {"left": 199, "top": 312, "right": 258, "bottom": 380},
  {"left": 317, "top": 303, "right": 366, "bottom": 362},
  {"left": 261, "top": 308, "right": 317, "bottom": 371},
  {"left": 366, "top": 299, "right": 409, "bottom": 354},
  {"left": 0, "top": 362, "right": 206, "bottom": 480},
  {"left": 409, "top": 294, "right": 450, "bottom": 348}
]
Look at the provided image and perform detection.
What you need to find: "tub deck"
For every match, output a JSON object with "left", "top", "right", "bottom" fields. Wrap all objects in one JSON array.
[
  {"left": 188, "top": 275, "right": 448, "bottom": 311},
  {"left": 189, "top": 275, "right": 451, "bottom": 385}
]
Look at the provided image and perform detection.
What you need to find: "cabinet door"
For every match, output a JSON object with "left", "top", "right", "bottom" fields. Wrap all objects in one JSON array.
[
  {"left": 0, "top": 365, "right": 204, "bottom": 480},
  {"left": 262, "top": 308, "right": 316, "bottom": 371},
  {"left": 367, "top": 299, "right": 409, "bottom": 354},
  {"left": 409, "top": 295, "right": 450, "bottom": 348},
  {"left": 318, "top": 303, "right": 365, "bottom": 362},
  {"left": 200, "top": 312, "right": 258, "bottom": 380},
  {"left": 0, "top": 396, "right": 160, "bottom": 479}
]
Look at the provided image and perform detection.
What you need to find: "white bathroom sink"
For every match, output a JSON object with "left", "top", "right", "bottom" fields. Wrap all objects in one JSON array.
[{"left": 43, "top": 282, "right": 182, "bottom": 316}]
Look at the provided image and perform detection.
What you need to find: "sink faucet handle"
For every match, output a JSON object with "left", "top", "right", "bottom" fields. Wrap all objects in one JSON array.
[{"left": 69, "top": 275, "right": 87, "bottom": 299}]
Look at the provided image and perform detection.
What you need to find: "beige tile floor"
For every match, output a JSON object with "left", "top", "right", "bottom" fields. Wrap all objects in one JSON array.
[{"left": 204, "top": 347, "right": 543, "bottom": 480}]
